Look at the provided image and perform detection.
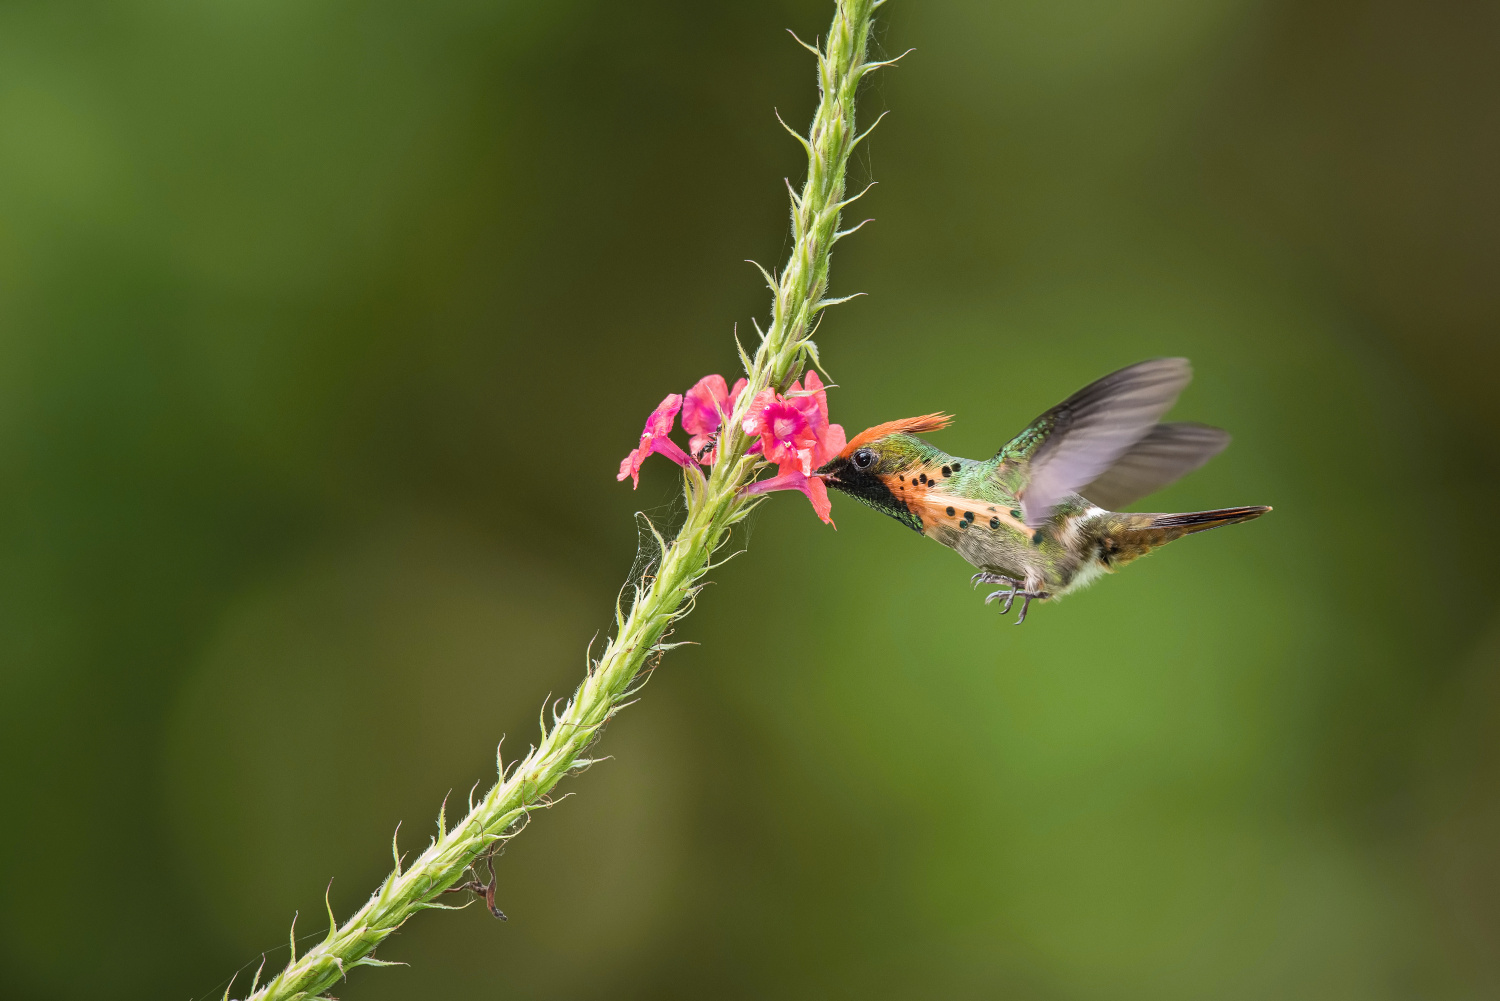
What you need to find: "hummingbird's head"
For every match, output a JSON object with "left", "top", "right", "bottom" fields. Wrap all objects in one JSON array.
[{"left": 816, "top": 413, "right": 952, "bottom": 529}]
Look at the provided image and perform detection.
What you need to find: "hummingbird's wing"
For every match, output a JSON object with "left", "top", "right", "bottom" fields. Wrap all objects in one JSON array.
[
  {"left": 1004, "top": 358, "right": 1193, "bottom": 527},
  {"left": 1078, "top": 422, "right": 1230, "bottom": 510}
]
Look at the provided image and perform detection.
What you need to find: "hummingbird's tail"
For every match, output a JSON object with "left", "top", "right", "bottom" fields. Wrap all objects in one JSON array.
[
  {"left": 1095, "top": 505, "right": 1271, "bottom": 566},
  {"left": 1140, "top": 505, "right": 1271, "bottom": 539}
]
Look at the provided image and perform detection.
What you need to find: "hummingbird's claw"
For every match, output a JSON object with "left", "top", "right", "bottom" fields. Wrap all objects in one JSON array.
[{"left": 985, "top": 588, "right": 1018, "bottom": 613}]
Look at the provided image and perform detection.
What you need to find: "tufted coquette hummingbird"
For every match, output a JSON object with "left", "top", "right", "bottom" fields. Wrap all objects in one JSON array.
[{"left": 815, "top": 358, "right": 1270, "bottom": 623}]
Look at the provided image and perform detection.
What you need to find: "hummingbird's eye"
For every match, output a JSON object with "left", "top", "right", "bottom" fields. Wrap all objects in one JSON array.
[{"left": 851, "top": 448, "right": 876, "bottom": 470}]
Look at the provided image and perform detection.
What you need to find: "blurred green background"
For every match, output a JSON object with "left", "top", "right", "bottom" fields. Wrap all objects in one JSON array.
[{"left": 4, "top": 0, "right": 1500, "bottom": 998}]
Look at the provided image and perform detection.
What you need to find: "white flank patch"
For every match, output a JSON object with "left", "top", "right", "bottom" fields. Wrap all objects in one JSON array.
[
  {"left": 1060, "top": 558, "right": 1110, "bottom": 596},
  {"left": 1055, "top": 505, "right": 1110, "bottom": 598},
  {"left": 1058, "top": 505, "right": 1108, "bottom": 549}
]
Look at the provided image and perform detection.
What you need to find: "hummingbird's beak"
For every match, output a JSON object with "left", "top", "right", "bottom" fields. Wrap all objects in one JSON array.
[{"left": 813, "top": 457, "right": 843, "bottom": 484}]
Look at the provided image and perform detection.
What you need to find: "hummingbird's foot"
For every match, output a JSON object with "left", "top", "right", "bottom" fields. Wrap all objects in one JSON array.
[
  {"left": 982, "top": 583, "right": 1049, "bottom": 624},
  {"left": 973, "top": 573, "right": 1048, "bottom": 623},
  {"left": 441, "top": 853, "right": 508, "bottom": 920},
  {"left": 1012, "top": 591, "right": 1047, "bottom": 624}
]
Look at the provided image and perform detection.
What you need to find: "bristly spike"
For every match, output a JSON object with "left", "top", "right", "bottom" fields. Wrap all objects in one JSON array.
[
  {"left": 786, "top": 27, "right": 821, "bottom": 57},
  {"left": 412, "top": 899, "right": 471, "bottom": 913},
  {"left": 835, "top": 180, "right": 878, "bottom": 211},
  {"left": 467, "top": 778, "right": 482, "bottom": 813},
  {"left": 495, "top": 735, "right": 506, "bottom": 779},
  {"left": 537, "top": 694, "right": 551, "bottom": 742},
  {"left": 773, "top": 108, "right": 814, "bottom": 157},
  {"left": 391, "top": 821, "right": 403, "bottom": 875},
  {"left": 437, "top": 790, "right": 451, "bottom": 839},
  {"left": 812, "top": 292, "right": 866, "bottom": 312},
  {"left": 849, "top": 109, "right": 890, "bottom": 150},
  {"left": 323, "top": 879, "right": 338, "bottom": 944},
  {"left": 734, "top": 325, "right": 754, "bottom": 377},
  {"left": 583, "top": 632, "right": 599, "bottom": 675},
  {"left": 857, "top": 47, "right": 916, "bottom": 78},
  {"left": 803, "top": 339, "right": 832, "bottom": 382},
  {"left": 746, "top": 259, "right": 778, "bottom": 295},
  {"left": 288, "top": 911, "right": 299, "bottom": 964},
  {"left": 642, "top": 513, "right": 669, "bottom": 559},
  {"left": 805, "top": 310, "right": 828, "bottom": 340},
  {"left": 833, "top": 217, "right": 874, "bottom": 241},
  {"left": 221, "top": 970, "right": 238, "bottom": 1001},
  {"left": 250, "top": 956, "right": 266, "bottom": 996}
]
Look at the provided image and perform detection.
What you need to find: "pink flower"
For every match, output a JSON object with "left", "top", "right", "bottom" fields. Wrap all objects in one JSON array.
[
  {"left": 681, "top": 374, "right": 748, "bottom": 464},
  {"left": 738, "top": 370, "right": 846, "bottom": 525},
  {"left": 742, "top": 370, "right": 844, "bottom": 475},
  {"left": 617, "top": 394, "right": 693, "bottom": 488},
  {"left": 742, "top": 391, "right": 815, "bottom": 471}
]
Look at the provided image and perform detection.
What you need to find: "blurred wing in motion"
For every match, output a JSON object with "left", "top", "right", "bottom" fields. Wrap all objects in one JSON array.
[
  {"left": 1006, "top": 358, "right": 1194, "bottom": 527},
  {"left": 1079, "top": 422, "right": 1231, "bottom": 510}
]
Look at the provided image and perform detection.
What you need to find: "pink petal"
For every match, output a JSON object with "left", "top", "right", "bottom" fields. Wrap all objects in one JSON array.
[
  {"left": 740, "top": 389, "right": 778, "bottom": 436},
  {"left": 682, "top": 375, "right": 730, "bottom": 436},
  {"left": 739, "top": 470, "right": 836, "bottom": 527},
  {"left": 684, "top": 375, "right": 752, "bottom": 466},
  {"left": 617, "top": 448, "right": 645, "bottom": 488},
  {"left": 618, "top": 393, "right": 690, "bottom": 489},
  {"left": 801, "top": 474, "right": 834, "bottom": 525},
  {"left": 740, "top": 469, "right": 808, "bottom": 497},
  {"left": 645, "top": 394, "right": 683, "bottom": 436},
  {"left": 818, "top": 423, "right": 846, "bottom": 465},
  {"left": 650, "top": 435, "right": 694, "bottom": 470},
  {"left": 800, "top": 370, "right": 829, "bottom": 418}
]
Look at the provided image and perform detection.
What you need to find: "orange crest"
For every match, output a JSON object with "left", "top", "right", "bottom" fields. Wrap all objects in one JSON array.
[{"left": 840, "top": 412, "right": 954, "bottom": 457}]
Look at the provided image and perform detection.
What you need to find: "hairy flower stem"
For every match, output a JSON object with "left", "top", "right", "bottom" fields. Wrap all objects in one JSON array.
[{"left": 236, "top": 2, "right": 885, "bottom": 998}]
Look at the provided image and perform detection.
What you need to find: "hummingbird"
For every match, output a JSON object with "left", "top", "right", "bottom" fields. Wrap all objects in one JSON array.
[{"left": 814, "top": 358, "right": 1270, "bottom": 622}]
